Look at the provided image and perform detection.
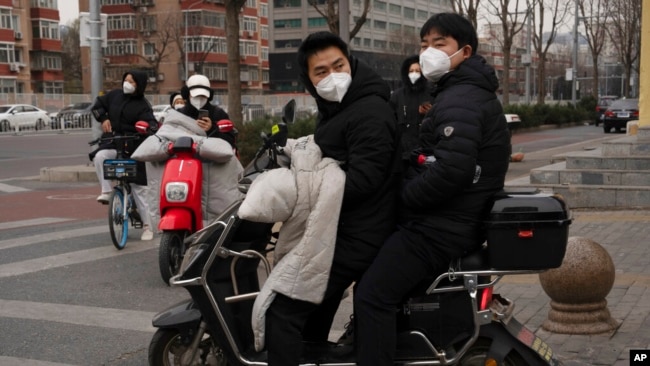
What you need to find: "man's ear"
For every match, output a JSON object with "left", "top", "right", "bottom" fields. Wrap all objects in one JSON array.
[{"left": 462, "top": 45, "right": 472, "bottom": 59}]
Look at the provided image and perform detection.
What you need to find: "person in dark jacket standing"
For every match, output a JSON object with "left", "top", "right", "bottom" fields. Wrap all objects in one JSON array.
[
  {"left": 91, "top": 70, "right": 158, "bottom": 241},
  {"left": 389, "top": 54, "right": 433, "bottom": 161},
  {"left": 263, "top": 31, "right": 400, "bottom": 366},
  {"left": 355, "top": 13, "right": 511, "bottom": 366}
]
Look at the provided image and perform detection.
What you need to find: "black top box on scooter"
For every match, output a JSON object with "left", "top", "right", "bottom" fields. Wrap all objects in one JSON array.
[{"left": 485, "top": 188, "right": 572, "bottom": 270}]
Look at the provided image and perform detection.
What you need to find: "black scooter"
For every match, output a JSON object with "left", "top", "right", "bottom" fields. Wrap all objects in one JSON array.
[{"left": 148, "top": 100, "right": 571, "bottom": 366}]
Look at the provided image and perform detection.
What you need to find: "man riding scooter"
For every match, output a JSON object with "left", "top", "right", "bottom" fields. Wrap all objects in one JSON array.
[{"left": 132, "top": 74, "right": 243, "bottom": 284}]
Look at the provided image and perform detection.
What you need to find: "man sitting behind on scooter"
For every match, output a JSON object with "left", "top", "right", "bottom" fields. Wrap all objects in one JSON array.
[{"left": 179, "top": 74, "right": 237, "bottom": 152}]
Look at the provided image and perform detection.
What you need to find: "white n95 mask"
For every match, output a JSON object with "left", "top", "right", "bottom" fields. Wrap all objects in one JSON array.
[
  {"left": 315, "top": 72, "right": 352, "bottom": 103},
  {"left": 419, "top": 47, "right": 463, "bottom": 82}
]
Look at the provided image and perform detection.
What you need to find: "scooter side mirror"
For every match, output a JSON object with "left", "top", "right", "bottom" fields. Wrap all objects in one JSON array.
[
  {"left": 135, "top": 121, "right": 150, "bottom": 135},
  {"left": 282, "top": 99, "right": 296, "bottom": 125},
  {"left": 216, "top": 119, "right": 234, "bottom": 133}
]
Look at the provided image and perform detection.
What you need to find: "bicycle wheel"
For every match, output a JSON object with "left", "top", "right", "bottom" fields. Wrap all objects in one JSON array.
[{"left": 108, "top": 186, "right": 129, "bottom": 250}]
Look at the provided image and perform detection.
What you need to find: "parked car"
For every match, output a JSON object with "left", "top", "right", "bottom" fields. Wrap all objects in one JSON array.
[
  {"left": 0, "top": 104, "right": 51, "bottom": 132},
  {"left": 602, "top": 98, "right": 639, "bottom": 133},
  {"left": 52, "top": 102, "right": 93, "bottom": 129},
  {"left": 594, "top": 95, "right": 618, "bottom": 126},
  {"left": 152, "top": 104, "right": 172, "bottom": 124}
]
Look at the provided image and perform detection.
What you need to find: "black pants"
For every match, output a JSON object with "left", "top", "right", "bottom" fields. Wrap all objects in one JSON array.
[
  {"left": 354, "top": 228, "right": 450, "bottom": 366},
  {"left": 265, "top": 256, "right": 358, "bottom": 366}
]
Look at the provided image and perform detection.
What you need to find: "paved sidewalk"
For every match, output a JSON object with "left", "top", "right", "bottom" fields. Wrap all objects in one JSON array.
[{"left": 496, "top": 209, "right": 650, "bottom": 365}]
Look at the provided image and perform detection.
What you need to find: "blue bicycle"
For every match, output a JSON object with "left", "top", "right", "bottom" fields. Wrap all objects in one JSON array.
[{"left": 90, "top": 133, "right": 145, "bottom": 250}]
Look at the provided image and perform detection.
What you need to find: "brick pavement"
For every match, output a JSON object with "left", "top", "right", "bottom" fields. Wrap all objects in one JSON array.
[{"left": 496, "top": 209, "right": 650, "bottom": 365}]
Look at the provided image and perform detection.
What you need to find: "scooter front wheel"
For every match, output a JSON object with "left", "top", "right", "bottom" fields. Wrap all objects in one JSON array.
[
  {"left": 148, "top": 328, "right": 228, "bottom": 366},
  {"left": 159, "top": 230, "right": 189, "bottom": 285},
  {"left": 108, "top": 187, "right": 128, "bottom": 250}
]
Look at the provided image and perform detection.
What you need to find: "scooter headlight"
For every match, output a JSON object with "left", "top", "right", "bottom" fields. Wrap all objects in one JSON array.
[{"left": 165, "top": 182, "right": 189, "bottom": 202}]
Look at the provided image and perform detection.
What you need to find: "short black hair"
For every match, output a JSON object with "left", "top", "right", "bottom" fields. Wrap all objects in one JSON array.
[
  {"left": 297, "top": 31, "right": 350, "bottom": 74},
  {"left": 420, "top": 13, "right": 478, "bottom": 55}
]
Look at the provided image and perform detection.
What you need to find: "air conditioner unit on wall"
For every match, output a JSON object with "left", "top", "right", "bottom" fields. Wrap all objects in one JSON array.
[
  {"left": 10, "top": 63, "right": 19, "bottom": 72},
  {"left": 14, "top": 31, "right": 22, "bottom": 40},
  {"left": 148, "top": 77, "right": 156, "bottom": 83}
]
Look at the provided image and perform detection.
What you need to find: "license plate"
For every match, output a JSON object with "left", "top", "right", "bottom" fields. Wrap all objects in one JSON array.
[
  {"left": 617, "top": 112, "right": 629, "bottom": 118},
  {"left": 505, "top": 318, "right": 561, "bottom": 366}
]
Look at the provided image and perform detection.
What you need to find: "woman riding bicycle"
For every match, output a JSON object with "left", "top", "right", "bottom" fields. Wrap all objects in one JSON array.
[{"left": 90, "top": 69, "right": 159, "bottom": 241}]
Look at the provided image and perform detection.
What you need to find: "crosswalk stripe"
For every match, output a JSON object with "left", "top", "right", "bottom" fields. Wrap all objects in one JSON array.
[
  {"left": 0, "top": 217, "right": 75, "bottom": 231},
  {"left": 0, "top": 182, "right": 31, "bottom": 193},
  {"left": 0, "top": 356, "right": 78, "bottom": 366},
  {"left": 0, "top": 299, "right": 156, "bottom": 333},
  {"left": 0, "top": 239, "right": 155, "bottom": 279},
  {"left": 0, "top": 225, "right": 106, "bottom": 250}
]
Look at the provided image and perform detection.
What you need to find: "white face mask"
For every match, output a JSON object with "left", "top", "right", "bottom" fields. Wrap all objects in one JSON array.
[
  {"left": 315, "top": 72, "right": 352, "bottom": 103},
  {"left": 122, "top": 81, "right": 136, "bottom": 94},
  {"left": 190, "top": 96, "right": 208, "bottom": 110},
  {"left": 408, "top": 72, "right": 421, "bottom": 85},
  {"left": 419, "top": 47, "right": 464, "bottom": 82},
  {"left": 174, "top": 104, "right": 184, "bottom": 110}
]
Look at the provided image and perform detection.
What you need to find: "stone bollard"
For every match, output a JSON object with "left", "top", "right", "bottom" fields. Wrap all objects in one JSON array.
[{"left": 538, "top": 236, "right": 619, "bottom": 334}]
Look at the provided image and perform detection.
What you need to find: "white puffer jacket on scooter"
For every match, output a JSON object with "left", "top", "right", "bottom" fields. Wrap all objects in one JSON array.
[
  {"left": 238, "top": 135, "right": 346, "bottom": 351},
  {"left": 131, "top": 109, "right": 244, "bottom": 225}
]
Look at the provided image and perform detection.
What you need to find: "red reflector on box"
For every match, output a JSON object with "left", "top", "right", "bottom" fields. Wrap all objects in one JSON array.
[{"left": 518, "top": 230, "right": 534, "bottom": 238}]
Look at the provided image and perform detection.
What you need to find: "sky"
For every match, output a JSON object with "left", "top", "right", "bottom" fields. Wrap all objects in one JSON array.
[{"left": 58, "top": 1, "right": 80, "bottom": 26}]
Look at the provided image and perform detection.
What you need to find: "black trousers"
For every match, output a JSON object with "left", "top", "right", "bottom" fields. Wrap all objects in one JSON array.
[
  {"left": 265, "top": 256, "right": 358, "bottom": 366},
  {"left": 354, "top": 228, "right": 450, "bottom": 366}
]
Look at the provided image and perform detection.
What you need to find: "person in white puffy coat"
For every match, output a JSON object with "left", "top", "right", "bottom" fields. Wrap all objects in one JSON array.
[{"left": 131, "top": 108, "right": 244, "bottom": 228}]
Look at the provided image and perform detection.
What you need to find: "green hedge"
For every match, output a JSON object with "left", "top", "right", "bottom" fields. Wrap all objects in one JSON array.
[{"left": 503, "top": 97, "right": 594, "bottom": 129}]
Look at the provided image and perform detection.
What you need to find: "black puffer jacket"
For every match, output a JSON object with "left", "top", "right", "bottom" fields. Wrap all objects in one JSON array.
[
  {"left": 300, "top": 57, "right": 401, "bottom": 274},
  {"left": 389, "top": 55, "right": 433, "bottom": 161},
  {"left": 400, "top": 54, "right": 511, "bottom": 259},
  {"left": 92, "top": 70, "right": 157, "bottom": 135}
]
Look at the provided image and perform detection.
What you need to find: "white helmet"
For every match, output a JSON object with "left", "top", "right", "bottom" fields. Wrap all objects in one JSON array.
[{"left": 186, "top": 74, "right": 212, "bottom": 100}]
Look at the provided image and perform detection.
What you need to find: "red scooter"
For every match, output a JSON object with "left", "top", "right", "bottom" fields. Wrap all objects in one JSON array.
[{"left": 157, "top": 120, "right": 235, "bottom": 285}]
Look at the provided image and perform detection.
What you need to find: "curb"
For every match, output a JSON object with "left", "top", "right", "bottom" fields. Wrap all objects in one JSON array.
[{"left": 40, "top": 165, "right": 96, "bottom": 183}]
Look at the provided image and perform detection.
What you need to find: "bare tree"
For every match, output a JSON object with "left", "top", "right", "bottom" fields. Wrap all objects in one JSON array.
[
  {"left": 386, "top": 28, "right": 421, "bottom": 58},
  {"left": 605, "top": 0, "right": 641, "bottom": 97},
  {"left": 62, "top": 19, "right": 82, "bottom": 94},
  {"left": 450, "top": 0, "right": 482, "bottom": 30},
  {"left": 484, "top": 0, "right": 532, "bottom": 104},
  {"left": 139, "top": 13, "right": 177, "bottom": 94},
  {"left": 224, "top": 0, "right": 246, "bottom": 125},
  {"left": 307, "top": 0, "right": 371, "bottom": 39},
  {"left": 578, "top": 0, "right": 611, "bottom": 98},
  {"left": 529, "top": 0, "right": 570, "bottom": 104}
]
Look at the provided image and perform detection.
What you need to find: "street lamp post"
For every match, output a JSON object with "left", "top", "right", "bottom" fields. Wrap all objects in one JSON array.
[
  {"left": 572, "top": 0, "right": 578, "bottom": 107},
  {"left": 184, "top": 0, "right": 203, "bottom": 81}
]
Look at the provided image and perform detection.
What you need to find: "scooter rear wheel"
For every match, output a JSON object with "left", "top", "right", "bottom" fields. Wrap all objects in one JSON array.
[
  {"left": 148, "top": 328, "right": 228, "bottom": 366},
  {"left": 108, "top": 187, "right": 128, "bottom": 250},
  {"left": 159, "top": 230, "right": 189, "bottom": 285}
]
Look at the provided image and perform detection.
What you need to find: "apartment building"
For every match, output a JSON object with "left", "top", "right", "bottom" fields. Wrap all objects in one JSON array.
[
  {"left": 0, "top": 0, "right": 63, "bottom": 96},
  {"left": 79, "top": 0, "right": 269, "bottom": 96},
  {"left": 268, "top": 0, "right": 453, "bottom": 92}
]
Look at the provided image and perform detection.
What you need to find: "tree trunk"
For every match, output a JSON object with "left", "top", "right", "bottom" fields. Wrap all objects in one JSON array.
[{"left": 225, "top": 0, "right": 245, "bottom": 125}]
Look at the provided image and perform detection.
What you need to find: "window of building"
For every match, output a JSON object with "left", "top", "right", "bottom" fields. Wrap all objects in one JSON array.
[
  {"left": 389, "top": 22, "right": 401, "bottom": 32},
  {"left": 352, "top": 37, "right": 360, "bottom": 46},
  {"left": 105, "top": 39, "right": 138, "bottom": 55},
  {"left": 1, "top": 9, "right": 12, "bottom": 29},
  {"left": 274, "top": 39, "right": 302, "bottom": 48},
  {"left": 32, "top": 20, "right": 60, "bottom": 39},
  {"left": 108, "top": 14, "right": 136, "bottom": 31},
  {"left": 250, "top": 68, "right": 259, "bottom": 82},
  {"left": 242, "top": 16, "right": 257, "bottom": 32},
  {"left": 101, "top": 0, "right": 131, "bottom": 4},
  {"left": 0, "top": 43, "right": 16, "bottom": 63},
  {"left": 260, "top": 3, "right": 268, "bottom": 17},
  {"left": 363, "top": 38, "right": 371, "bottom": 47},
  {"left": 11, "top": 15, "right": 19, "bottom": 32},
  {"left": 389, "top": 3, "right": 401, "bottom": 15},
  {"left": 373, "top": 0, "right": 386, "bottom": 11},
  {"left": 404, "top": 25, "right": 416, "bottom": 35},
  {"left": 140, "top": 15, "right": 156, "bottom": 32},
  {"left": 417, "top": 9, "right": 428, "bottom": 20},
  {"left": 308, "top": 17, "right": 327, "bottom": 27},
  {"left": 202, "top": 12, "right": 226, "bottom": 28},
  {"left": 273, "top": 0, "right": 300, "bottom": 7},
  {"left": 274, "top": 18, "right": 301, "bottom": 28},
  {"left": 143, "top": 43, "right": 156, "bottom": 56},
  {"left": 374, "top": 20, "right": 386, "bottom": 30},
  {"left": 261, "top": 46, "right": 268, "bottom": 61},
  {"left": 31, "top": 0, "right": 57, "bottom": 9},
  {"left": 240, "top": 68, "right": 249, "bottom": 81},
  {"left": 239, "top": 40, "right": 258, "bottom": 56},
  {"left": 246, "top": 0, "right": 257, "bottom": 8},
  {"left": 404, "top": 7, "right": 415, "bottom": 19},
  {"left": 262, "top": 70, "right": 269, "bottom": 83},
  {"left": 373, "top": 39, "right": 386, "bottom": 49},
  {"left": 40, "top": 81, "right": 64, "bottom": 95},
  {"left": 0, "top": 78, "right": 16, "bottom": 94},
  {"left": 185, "top": 36, "right": 228, "bottom": 54},
  {"left": 260, "top": 25, "right": 269, "bottom": 40}
]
